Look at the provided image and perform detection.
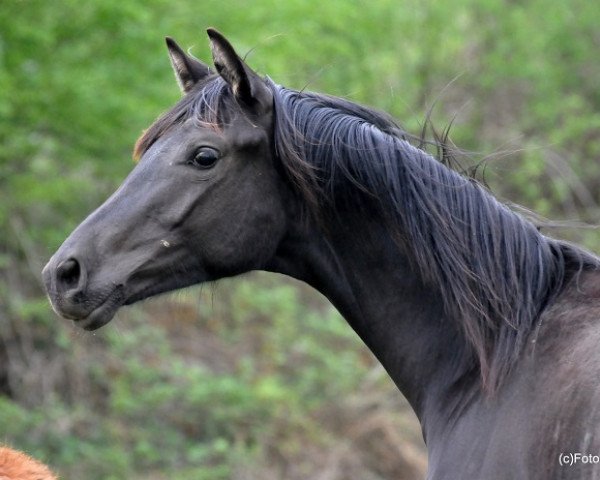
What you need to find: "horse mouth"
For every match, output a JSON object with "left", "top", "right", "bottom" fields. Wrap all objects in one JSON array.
[
  {"left": 74, "top": 282, "right": 198, "bottom": 331},
  {"left": 77, "top": 296, "right": 123, "bottom": 331},
  {"left": 52, "top": 268, "right": 207, "bottom": 331},
  {"left": 53, "top": 287, "right": 126, "bottom": 331}
]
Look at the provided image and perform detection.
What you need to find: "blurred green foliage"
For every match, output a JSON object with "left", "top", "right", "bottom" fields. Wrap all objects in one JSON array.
[{"left": 1, "top": 0, "right": 599, "bottom": 478}]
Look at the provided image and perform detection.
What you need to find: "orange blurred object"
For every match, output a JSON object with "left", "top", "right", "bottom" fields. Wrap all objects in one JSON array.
[{"left": 0, "top": 446, "right": 57, "bottom": 480}]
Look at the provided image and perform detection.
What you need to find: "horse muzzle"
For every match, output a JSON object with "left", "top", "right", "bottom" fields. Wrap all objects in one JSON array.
[{"left": 42, "top": 255, "right": 124, "bottom": 330}]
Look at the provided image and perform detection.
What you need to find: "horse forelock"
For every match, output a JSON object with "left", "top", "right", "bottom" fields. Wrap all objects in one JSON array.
[{"left": 132, "top": 76, "right": 234, "bottom": 162}]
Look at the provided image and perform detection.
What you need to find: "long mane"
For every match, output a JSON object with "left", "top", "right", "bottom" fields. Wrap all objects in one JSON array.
[
  {"left": 269, "top": 82, "right": 600, "bottom": 391},
  {"left": 134, "top": 74, "right": 599, "bottom": 391}
]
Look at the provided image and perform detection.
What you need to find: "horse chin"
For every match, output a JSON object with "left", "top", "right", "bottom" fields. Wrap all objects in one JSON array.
[
  {"left": 78, "top": 301, "right": 121, "bottom": 331},
  {"left": 69, "top": 287, "right": 125, "bottom": 331}
]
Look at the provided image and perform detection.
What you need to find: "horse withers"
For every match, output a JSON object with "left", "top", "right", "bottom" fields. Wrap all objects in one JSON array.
[{"left": 43, "top": 29, "right": 600, "bottom": 479}]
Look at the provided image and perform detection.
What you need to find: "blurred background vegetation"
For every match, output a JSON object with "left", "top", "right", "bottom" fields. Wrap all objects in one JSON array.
[{"left": 1, "top": 0, "right": 599, "bottom": 478}]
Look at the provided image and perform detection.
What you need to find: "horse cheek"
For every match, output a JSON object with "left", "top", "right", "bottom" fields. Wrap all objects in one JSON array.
[{"left": 197, "top": 187, "right": 286, "bottom": 275}]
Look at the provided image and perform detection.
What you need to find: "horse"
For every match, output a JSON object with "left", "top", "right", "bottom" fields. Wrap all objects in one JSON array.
[
  {"left": 0, "top": 446, "right": 57, "bottom": 480},
  {"left": 42, "top": 29, "right": 600, "bottom": 479}
]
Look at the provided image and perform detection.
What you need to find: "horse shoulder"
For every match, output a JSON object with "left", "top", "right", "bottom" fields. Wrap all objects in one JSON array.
[
  {"left": 428, "top": 273, "right": 600, "bottom": 480},
  {"left": 517, "top": 270, "right": 600, "bottom": 477},
  {"left": 537, "top": 269, "right": 600, "bottom": 385}
]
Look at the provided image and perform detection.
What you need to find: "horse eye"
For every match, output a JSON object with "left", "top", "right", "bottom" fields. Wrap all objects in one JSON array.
[{"left": 189, "top": 147, "right": 220, "bottom": 169}]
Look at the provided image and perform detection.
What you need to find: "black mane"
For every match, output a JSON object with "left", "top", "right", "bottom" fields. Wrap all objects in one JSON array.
[{"left": 135, "top": 75, "right": 599, "bottom": 391}]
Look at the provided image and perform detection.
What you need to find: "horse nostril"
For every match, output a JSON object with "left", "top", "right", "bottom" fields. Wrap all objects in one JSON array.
[{"left": 56, "top": 258, "right": 82, "bottom": 290}]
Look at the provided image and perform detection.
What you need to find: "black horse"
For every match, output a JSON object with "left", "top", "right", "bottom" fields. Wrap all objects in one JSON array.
[{"left": 43, "top": 30, "right": 600, "bottom": 479}]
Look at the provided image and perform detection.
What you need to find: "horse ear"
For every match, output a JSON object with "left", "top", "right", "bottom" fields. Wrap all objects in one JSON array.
[
  {"left": 206, "top": 28, "right": 270, "bottom": 110},
  {"left": 165, "top": 37, "right": 212, "bottom": 93}
]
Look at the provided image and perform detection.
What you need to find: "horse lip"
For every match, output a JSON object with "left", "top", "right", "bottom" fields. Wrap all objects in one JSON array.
[
  {"left": 70, "top": 286, "right": 125, "bottom": 331},
  {"left": 77, "top": 300, "right": 119, "bottom": 331}
]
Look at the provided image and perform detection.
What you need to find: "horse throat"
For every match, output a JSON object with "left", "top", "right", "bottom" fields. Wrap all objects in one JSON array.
[{"left": 266, "top": 214, "right": 476, "bottom": 423}]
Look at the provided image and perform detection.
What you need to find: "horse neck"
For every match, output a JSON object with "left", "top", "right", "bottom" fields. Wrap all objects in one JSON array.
[
  {"left": 268, "top": 210, "right": 476, "bottom": 422},
  {"left": 273, "top": 88, "right": 568, "bottom": 396}
]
